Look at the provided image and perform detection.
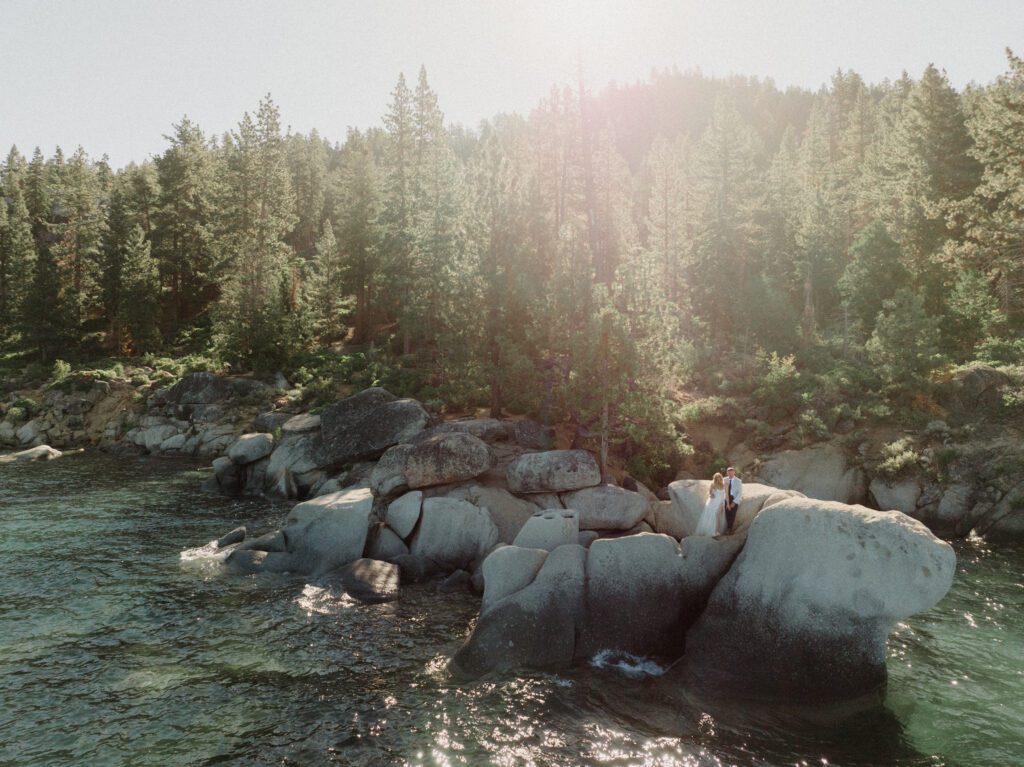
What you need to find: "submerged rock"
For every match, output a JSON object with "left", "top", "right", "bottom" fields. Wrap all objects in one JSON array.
[
  {"left": 0, "top": 444, "right": 63, "bottom": 463},
  {"left": 215, "top": 526, "right": 246, "bottom": 548},
  {"left": 340, "top": 558, "right": 400, "bottom": 603}
]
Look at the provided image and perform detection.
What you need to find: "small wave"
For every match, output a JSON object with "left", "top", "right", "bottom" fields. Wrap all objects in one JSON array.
[{"left": 589, "top": 649, "right": 667, "bottom": 678}]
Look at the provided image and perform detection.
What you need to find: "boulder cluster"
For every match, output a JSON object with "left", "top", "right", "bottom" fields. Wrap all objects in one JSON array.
[{"left": 205, "top": 385, "right": 957, "bottom": 702}]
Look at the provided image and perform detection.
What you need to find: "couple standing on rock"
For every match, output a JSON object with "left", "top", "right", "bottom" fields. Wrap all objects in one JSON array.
[{"left": 694, "top": 466, "right": 743, "bottom": 537}]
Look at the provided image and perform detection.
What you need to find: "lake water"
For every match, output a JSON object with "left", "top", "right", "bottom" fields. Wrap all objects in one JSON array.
[{"left": 1, "top": 453, "right": 1021, "bottom": 766}]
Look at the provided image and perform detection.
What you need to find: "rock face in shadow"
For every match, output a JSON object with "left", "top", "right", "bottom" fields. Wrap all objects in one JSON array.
[
  {"left": 316, "top": 388, "right": 428, "bottom": 470},
  {"left": 450, "top": 544, "right": 587, "bottom": 679},
  {"left": 678, "top": 498, "right": 956, "bottom": 701}
]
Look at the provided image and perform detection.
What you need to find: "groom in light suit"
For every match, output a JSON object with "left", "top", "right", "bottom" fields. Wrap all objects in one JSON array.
[{"left": 724, "top": 466, "right": 743, "bottom": 533}]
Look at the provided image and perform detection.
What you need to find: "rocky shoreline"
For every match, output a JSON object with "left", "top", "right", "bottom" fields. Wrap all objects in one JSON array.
[{"left": 0, "top": 370, "right": 994, "bottom": 701}]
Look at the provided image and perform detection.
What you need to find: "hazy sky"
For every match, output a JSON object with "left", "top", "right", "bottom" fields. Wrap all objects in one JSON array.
[{"left": 2, "top": 0, "right": 1022, "bottom": 168}]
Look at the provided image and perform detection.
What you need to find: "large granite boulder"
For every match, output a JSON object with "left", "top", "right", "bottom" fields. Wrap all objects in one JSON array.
[
  {"left": 506, "top": 450, "right": 601, "bottom": 493},
  {"left": 450, "top": 544, "right": 587, "bottom": 679},
  {"left": 418, "top": 418, "right": 508, "bottom": 443},
  {"left": 577, "top": 533, "right": 740, "bottom": 658},
  {"left": 385, "top": 490, "right": 423, "bottom": 540},
  {"left": 679, "top": 498, "right": 956, "bottom": 700},
  {"left": 370, "top": 444, "right": 414, "bottom": 497},
  {"left": 277, "top": 487, "right": 375, "bottom": 575},
  {"left": 513, "top": 509, "right": 580, "bottom": 550},
  {"left": 409, "top": 497, "right": 499, "bottom": 570},
  {"left": 939, "top": 363, "right": 1011, "bottom": 418},
  {"left": 756, "top": 444, "right": 867, "bottom": 504},
  {"left": 158, "top": 372, "right": 272, "bottom": 406},
  {"left": 478, "top": 545, "right": 550, "bottom": 615},
  {"left": 562, "top": 484, "right": 648, "bottom": 531},
  {"left": 439, "top": 482, "right": 538, "bottom": 543},
  {"left": 404, "top": 432, "right": 492, "bottom": 489},
  {"left": 227, "top": 433, "right": 275, "bottom": 465},
  {"left": 266, "top": 433, "right": 320, "bottom": 495},
  {"left": 869, "top": 477, "right": 921, "bottom": 515},
  {"left": 316, "top": 388, "right": 428, "bottom": 470}
]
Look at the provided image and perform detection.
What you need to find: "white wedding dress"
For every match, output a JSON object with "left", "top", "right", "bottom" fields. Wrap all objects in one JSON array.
[{"left": 694, "top": 488, "right": 725, "bottom": 537}]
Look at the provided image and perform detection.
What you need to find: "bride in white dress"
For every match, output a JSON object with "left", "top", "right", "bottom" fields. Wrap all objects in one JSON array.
[{"left": 694, "top": 472, "right": 726, "bottom": 537}]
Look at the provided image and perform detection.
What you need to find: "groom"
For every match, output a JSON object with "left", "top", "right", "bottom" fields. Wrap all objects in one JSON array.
[{"left": 724, "top": 466, "right": 743, "bottom": 533}]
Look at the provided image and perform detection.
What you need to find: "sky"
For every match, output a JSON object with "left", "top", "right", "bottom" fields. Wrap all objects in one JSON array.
[{"left": 2, "top": 0, "right": 1022, "bottom": 168}]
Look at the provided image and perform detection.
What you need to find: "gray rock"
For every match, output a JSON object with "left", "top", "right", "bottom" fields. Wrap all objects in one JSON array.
[
  {"left": 266, "top": 433, "right": 319, "bottom": 493},
  {"left": 280, "top": 487, "right": 374, "bottom": 575},
  {"left": 370, "top": 443, "right": 414, "bottom": 497},
  {"left": 513, "top": 509, "right": 580, "bottom": 550},
  {"left": 143, "top": 424, "right": 180, "bottom": 453},
  {"left": 225, "top": 549, "right": 268, "bottom": 575},
  {"left": 418, "top": 418, "right": 509, "bottom": 443},
  {"left": 386, "top": 491, "right": 423, "bottom": 540},
  {"left": 316, "top": 387, "right": 428, "bottom": 469},
  {"left": 367, "top": 525, "right": 410, "bottom": 561},
  {"left": 16, "top": 419, "right": 44, "bottom": 445},
  {"left": 252, "top": 411, "right": 294, "bottom": 433},
  {"left": 680, "top": 498, "right": 956, "bottom": 700},
  {"left": 869, "top": 478, "right": 921, "bottom": 515},
  {"left": 227, "top": 433, "right": 275, "bottom": 465},
  {"left": 340, "top": 558, "right": 400, "bottom": 603},
  {"left": 577, "top": 530, "right": 599, "bottom": 548},
  {"left": 410, "top": 497, "right": 499, "bottom": 570},
  {"left": 281, "top": 412, "right": 321, "bottom": 435},
  {"left": 393, "top": 554, "right": 443, "bottom": 583},
  {"left": 243, "top": 457, "right": 270, "bottom": 495},
  {"left": 506, "top": 450, "right": 601, "bottom": 493},
  {"left": 212, "top": 456, "right": 241, "bottom": 494},
  {"left": 405, "top": 432, "right": 492, "bottom": 489},
  {"left": 216, "top": 526, "right": 246, "bottom": 548},
  {"left": 479, "top": 545, "right": 549, "bottom": 615},
  {"left": 450, "top": 544, "right": 586, "bottom": 680},
  {"left": 510, "top": 420, "right": 555, "bottom": 450},
  {"left": 524, "top": 492, "right": 563, "bottom": 511},
  {"left": 438, "top": 569, "right": 472, "bottom": 593},
  {"left": 235, "top": 530, "right": 287, "bottom": 553},
  {"left": 441, "top": 482, "right": 538, "bottom": 543},
  {"left": 757, "top": 444, "right": 867, "bottom": 504},
  {"left": 562, "top": 484, "right": 648, "bottom": 531},
  {"left": 159, "top": 433, "right": 188, "bottom": 452},
  {"left": 160, "top": 372, "right": 272, "bottom": 407}
]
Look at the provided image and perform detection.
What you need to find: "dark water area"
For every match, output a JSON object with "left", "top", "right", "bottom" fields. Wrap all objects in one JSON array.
[{"left": 1, "top": 453, "right": 1021, "bottom": 767}]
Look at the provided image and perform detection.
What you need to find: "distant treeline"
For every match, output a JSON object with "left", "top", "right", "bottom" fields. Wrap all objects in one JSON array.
[{"left": 2, "top": 54, "right": 1023, "bottom": 478}]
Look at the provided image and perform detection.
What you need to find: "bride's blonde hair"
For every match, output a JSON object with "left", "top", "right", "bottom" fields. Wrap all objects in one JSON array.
[{"left": 709, "top": 472, "right": 724, "bottom": 499}]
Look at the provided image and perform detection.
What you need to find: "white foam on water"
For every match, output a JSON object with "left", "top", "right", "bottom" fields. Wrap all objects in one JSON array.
[
  {"left": 179, "top": 540, "right": 229, "bottom": 568},
  {"left": 589, "top": 649, "right": 667, "bottom": 678}
]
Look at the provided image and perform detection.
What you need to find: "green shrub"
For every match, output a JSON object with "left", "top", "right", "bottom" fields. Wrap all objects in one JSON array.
[
  {"left": 51, "top": 359, "right": 71, "bottom": 383},
  {"left": 875, "top": 438, "right": 921, "bottom": 479},
  {"left": 797, "top": 409, "right": 830, "bottom": 445}
]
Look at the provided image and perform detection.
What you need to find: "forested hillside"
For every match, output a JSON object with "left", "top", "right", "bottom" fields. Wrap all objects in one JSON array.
[{"left": 3, "top": 53, "right": 1024, "bottom": 482}]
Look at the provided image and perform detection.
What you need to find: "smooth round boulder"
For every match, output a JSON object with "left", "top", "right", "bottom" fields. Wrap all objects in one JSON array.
[
  {"left": 506, "top": 450, "right": 601, "bottom": 494},
  {"left": 756, "top": 444, "right": 867, "bottom": 504},
  {"left": 479, "top": 545, "right": 549, "bottom": 615},
  {"left": 405, "top": 432, "right": 492, "bottom": 489},
  {"left": 316, "top": 388, "right": 428, "bottom": 470},
  {"left": 409, "top": 497, "right": 499, "bottom": 570},
  {"left": 340, "top": 558, "right": 400, "bottom": 603},
  {"left": 679, "top": 498, "right": 956, "bottom": 701},
  {"left": 227, "top": 433, "right": 275, "bottom": 465},
  {"left": 386, "top": 491, "right": 423, "bottom": 540},
  {"left": 561, "top": 484, "right": 648, "bottom": 531},
  {"left": 216, "top": 526, "right": 246, "bottom": 548},
  {"left": 280, "top": 486, "right": 375, "bottom": 575},
  {"left": 512, "top": 509, "right": 580, "bottom": 550}
]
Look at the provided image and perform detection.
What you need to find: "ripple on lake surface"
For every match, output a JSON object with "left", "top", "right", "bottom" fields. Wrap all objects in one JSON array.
[{"left": 0, "top": 452, "right": 1021, "bottom": 766}]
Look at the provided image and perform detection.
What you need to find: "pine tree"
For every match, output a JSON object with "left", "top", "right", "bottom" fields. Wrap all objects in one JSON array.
[
  {"left": 121, "top": 226, "right": 162, "bottom": 353},
  {"left": 867, "top": 288, "right": 943, "bottom": 389},
  {"left": 838, "top": 220, "right": 910, "bottom": 336},
  {"left": 0, "top": 148, "right": 37, "bottom": 333},
  {"left": 152, "top": 117, "right": 218, "bottom": 332},
  {"left": 214, "top": 95, "right": 303, "bottom": 370}
]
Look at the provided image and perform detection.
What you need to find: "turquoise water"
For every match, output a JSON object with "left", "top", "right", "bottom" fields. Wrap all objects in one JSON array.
[{"left": 0, "top": 453, "right": 1021, "bottom": 766}]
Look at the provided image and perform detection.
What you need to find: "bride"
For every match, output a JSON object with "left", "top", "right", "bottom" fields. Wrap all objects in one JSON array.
[{"left": 694, "top": 472, "right": 726, "bottom": 537}]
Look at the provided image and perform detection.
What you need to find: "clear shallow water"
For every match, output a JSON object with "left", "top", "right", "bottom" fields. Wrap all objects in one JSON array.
[{"left": 0, "top": 453, "right": 1021, "bottom": 767}]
